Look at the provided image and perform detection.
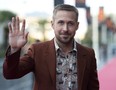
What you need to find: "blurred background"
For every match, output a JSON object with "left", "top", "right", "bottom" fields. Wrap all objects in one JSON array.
[{"left": 0, "top": 0, "right": 116, "bottom": 90}]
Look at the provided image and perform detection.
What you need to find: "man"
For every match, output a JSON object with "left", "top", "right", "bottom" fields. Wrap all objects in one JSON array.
[{"left": 3, "top": 4, "right": 99, "bottom": 90}]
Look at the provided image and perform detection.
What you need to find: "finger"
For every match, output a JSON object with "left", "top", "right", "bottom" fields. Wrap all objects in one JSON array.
[
  {"left": 12, "top": 17, "right": 16, "bottom": 32},
  {"left": 24, "top": 32, "right": 29, "bottom": 40},
  {"left": 8, "top": 22, "right": 12, "bottom": 33},
  {"left": 21, "top": 19, "right": 26, "bottom": 33},
  {"left": 16, "top": 16, "right": 20, "bottom": 32}
]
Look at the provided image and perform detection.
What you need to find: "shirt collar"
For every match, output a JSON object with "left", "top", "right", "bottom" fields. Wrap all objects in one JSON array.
[{"left": 54, "top": 38, "right": 77, "bottom": 52}]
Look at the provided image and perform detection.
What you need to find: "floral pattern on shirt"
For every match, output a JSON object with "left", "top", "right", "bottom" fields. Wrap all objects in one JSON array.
[{"left": 54, "top": 39, "right": 78, "bottom": 90}]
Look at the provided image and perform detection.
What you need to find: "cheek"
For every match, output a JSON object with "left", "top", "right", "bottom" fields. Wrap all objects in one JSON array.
[
  {"left": 70, "top": 30, "right": 76, "bottom": 36},
  {"left": 69, "top": 28, "right": 77, "bottom": 33},
  {"left": 53, "top": 27, "right": 59, "bottom": 34},
  {"left": 52, "top": 23, "right": 59, "bottom": 30},
  {"left": 54, "top": 29, "right": 60, "bottom": 34},
  {"left": 53, "top": 25, "right": 61, "bottom": 32}
]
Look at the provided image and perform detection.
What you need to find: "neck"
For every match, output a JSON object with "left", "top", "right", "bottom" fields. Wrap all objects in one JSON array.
[{"left": 56, "top": 39, "right": 74, "bottom": 54}]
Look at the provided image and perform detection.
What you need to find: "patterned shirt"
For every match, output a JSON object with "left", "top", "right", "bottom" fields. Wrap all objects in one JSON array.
[{"left": 54, "top": 39, "right": 78, "bottom": 90}]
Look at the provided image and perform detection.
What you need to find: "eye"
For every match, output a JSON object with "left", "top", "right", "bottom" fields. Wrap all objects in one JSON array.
[
  {"left": 68, "top": 22, "right": 74, "bottom": 26},
  {"left": 58, "top": 21, "right": 64, "bottom": 25}
]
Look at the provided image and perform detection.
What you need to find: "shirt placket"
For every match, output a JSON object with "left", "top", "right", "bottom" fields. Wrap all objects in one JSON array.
[{"left": 56, "top": 49, "right": 77, "bottom": 90}]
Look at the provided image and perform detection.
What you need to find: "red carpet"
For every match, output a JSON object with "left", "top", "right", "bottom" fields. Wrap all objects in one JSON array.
[{"left": 98, "top": 57, "right": 116, "bottom": 90}]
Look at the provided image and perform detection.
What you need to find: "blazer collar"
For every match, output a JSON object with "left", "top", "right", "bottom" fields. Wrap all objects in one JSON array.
[
  {"left": 45, "top": 39, "right": 56, "bottom": 85},
  {"left": 76, "top": 43, "right": 88, "bottom": 90}
]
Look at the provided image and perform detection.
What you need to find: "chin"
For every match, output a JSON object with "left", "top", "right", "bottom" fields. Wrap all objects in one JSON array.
[{"left": 60, "top": 39, "right": 72, "bottom": 44}]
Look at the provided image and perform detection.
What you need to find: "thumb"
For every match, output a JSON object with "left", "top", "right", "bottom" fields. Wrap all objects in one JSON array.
[{"left": 24, "top": 32, "right": 29, "bottom": 40}]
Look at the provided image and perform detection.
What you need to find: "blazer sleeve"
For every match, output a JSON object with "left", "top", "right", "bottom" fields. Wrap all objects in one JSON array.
[
  {"left": 3, "top": 45, "right": 35, "bottom": 79},
  {"left": 88, "top": 49, "right": 99, "bottom": 90}
]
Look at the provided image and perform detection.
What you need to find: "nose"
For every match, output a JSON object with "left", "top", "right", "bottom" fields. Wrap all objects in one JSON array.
[{"left": 63, "top": 24, "right": 68, "bottom": 32}]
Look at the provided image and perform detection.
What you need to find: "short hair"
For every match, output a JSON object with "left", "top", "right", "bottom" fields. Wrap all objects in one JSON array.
[{"left": 53, "top": 4, "right": 79, "bottom": 21}]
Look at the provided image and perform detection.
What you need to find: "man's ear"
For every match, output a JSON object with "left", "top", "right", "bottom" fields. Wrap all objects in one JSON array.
[
  {"left": 51, "top": 21, "right": 53, "bottom": 26},
  {"left": 76, "top": 22, "right": 79, "bottom": 30},
  {"left": 51, "top": 20, "right": 54, "bottom": 28}
]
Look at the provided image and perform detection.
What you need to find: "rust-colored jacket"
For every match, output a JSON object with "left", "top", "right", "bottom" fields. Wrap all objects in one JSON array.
[{"left": 3, "top": 39, "right": 99, "bottom": 90}]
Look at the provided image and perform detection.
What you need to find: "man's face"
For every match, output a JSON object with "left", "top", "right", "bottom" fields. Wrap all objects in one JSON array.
[{"left": 51, "top": 10, "right": 79, "bottom": 44}]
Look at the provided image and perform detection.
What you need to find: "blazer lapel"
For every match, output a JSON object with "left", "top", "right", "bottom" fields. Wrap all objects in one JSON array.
[
  {"left": 45, "top": 40, "right": 56, "bottom": 85},
  {"left": 77, "top": 43, "right": 87, "bottom": 90}
]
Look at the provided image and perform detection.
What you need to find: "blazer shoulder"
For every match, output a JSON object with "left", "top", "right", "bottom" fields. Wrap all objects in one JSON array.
[
  {"left": 31, "top": 40, "right": 54, "bottom": 50},
  {"left": 77, "top": 43, "right": 94, "bottom": 54}
]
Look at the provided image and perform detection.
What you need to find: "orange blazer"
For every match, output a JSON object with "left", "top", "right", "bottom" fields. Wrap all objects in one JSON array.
[{"left": 3, "top": 39, "right": 99, "bottom": 90}]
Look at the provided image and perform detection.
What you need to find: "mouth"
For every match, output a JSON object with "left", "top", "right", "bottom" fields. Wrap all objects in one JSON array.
[{"left": 61, "top": 34, "right": 69, "bottom": 36}]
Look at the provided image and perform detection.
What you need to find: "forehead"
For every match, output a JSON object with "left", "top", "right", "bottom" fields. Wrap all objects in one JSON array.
[{"left": 54, "top": 10, "right": 77, "bottom": 21}]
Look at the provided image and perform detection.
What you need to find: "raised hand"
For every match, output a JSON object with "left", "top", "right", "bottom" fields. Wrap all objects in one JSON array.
[{"left": 8, "top": 16, "right": 28, "bottom": 52}]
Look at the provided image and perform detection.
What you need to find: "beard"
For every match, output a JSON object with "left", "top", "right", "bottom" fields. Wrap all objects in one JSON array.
[{"left": 56, "top": 34, "right": 74, "bottom": 44}]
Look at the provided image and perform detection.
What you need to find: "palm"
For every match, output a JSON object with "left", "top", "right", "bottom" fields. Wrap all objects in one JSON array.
[
  {"left": 8, "top": 17, "right": 28, "bottom": 49},
  {"left": 9, "top": 31, "right": 27, "bottom": 48}
]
